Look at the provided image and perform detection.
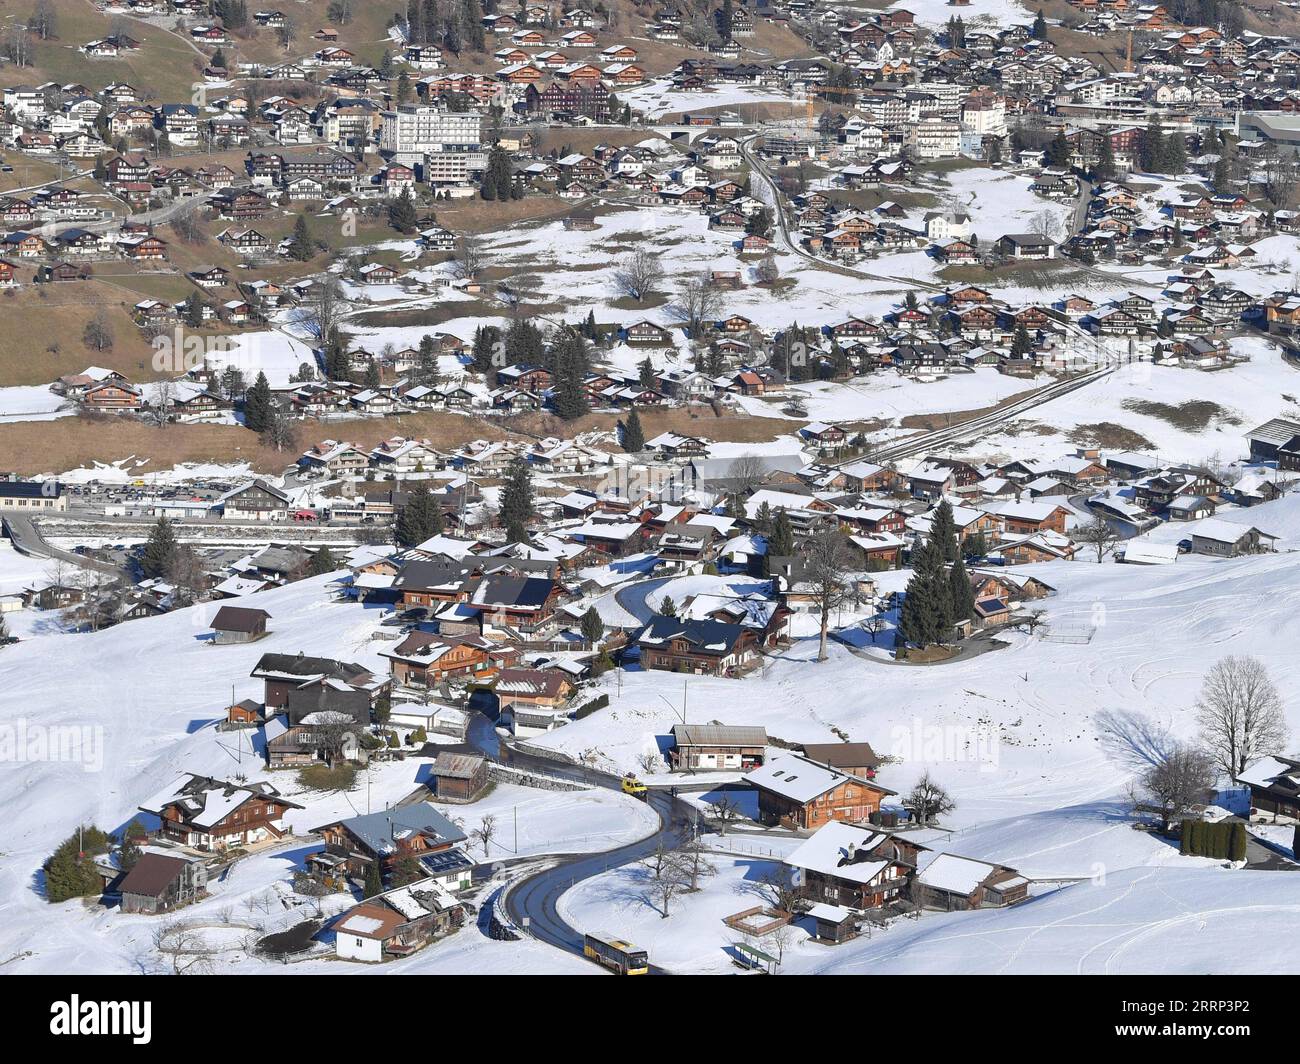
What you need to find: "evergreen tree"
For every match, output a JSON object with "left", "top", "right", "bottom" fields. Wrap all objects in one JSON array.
[
  {"left": 504, "top": 317, "right": 545, "bottom": 366},
  {"left": 551, "top": 330, "right": 590, "bottom": 421},
  {"left": 488, "top": 145, "right": 512, "bottom": 193},
  {"left": 1031, "top": 9, "right": 1048, "bottom": 39},
  {"left": 1229, "top": 821, "right": 1248, "bottom": 863},
  {"left": 1163, "top": 130, "right": 1187, "bottom": 176},
  {"left": 764, "top": 508, "right": 795, "bottom": 575},
  {"left": 395, "top": 481, "right": 444, "bottom": 548},
  {"left": 43, "top": 826, "right": 113, "bottom": 903},
  {"left": 183, "top": 292, "right": 206, "bottom": 329},
  {"left": 965, "top": 529, "right": 989, "bottom": 561},
  {"left": 323, "top": 328, "right": 352, "bottom": 381},
  {"left": 1213, "top": 155, "right": 1232, "bottom": 192},
  {"left": 363, "top": 859, "right": 383, "bottom": 898},
  {"left": 657, "top": 594, "right": 677, "bottom": 617},
  {"left": 118, "top": 833, "right": 142, "bottom": 872},
  {"left": 1010, "top": 321, "right": 1034, "bottom": 357},
  {"left": 1046, "top": 129, "right": 1071, "bottom": 169},
  {"left": 898, "top": 537, "right": 954, "bottom": 649},
  {"left": 620, "top": 408, "right": 645, "bottom": 452},
  {"left": 471, "top": 324, "right": 502, "bottom": 374},
  {"left": 580, "top": 605, "right": 605, "bottom": 644},
  {"left": 308, "top": 546, "right": 338, "bottom": 576},
  {"left": 499, "top": 457, "right": 534, "bottom": 542},
  {"left": 1141, "top": 117, "right": 1164, "bottom": 173},
  {"left": 1095, "top": 136, "right": 1116, "bottom": 182},
  {"left": 948, "top": 555, "right": 976, "bottom": 623},
  {"left": 638, "top": 355, "right": 655, "bottom": 390},
  {"left": 243, "top": 371, "right": 272, "bottom": 432},
  {"left": 415, "top": 333, "right": 440, "bottom": 387},
  {"left": 141, "top": 517, "right": 178, "bottom": 579},
  {"left": 287, "top": 214, "right": 315, "bottom": 262},
  {"left": 898, "top": 544, "right": 938, "bottom": 649},
  {"left": 388, "top": 186, "right": 418, "bottom": 233},
  {"left": 932, "top": 499, "right": 959, "bottom": 563}
]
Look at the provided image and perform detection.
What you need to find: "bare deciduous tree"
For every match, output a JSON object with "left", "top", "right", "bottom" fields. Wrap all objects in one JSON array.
[
  {"left": 28, "top": 0, "right": 58, "bottom": 40},
  {"left": 303, "top": 278, "right": 347, "bottom": 343},
  {"left": 675, "top": 271, "right": 722, "bottom": 339},
  {"left": 757, "top": 865, "right": 800, "bottom": 914},
  {"left": 643, "top": 848, "right": 692, "bottom": 918},
  {"left": 260, "top": 404, "right": 299, "bottom": 454},
  {"left": 166, "top": 545, "right": 207, "bottom": 608},
  {"left": 1017, "top": 608, "right": 1049, "bottom": 635},
  {"left": 153, "top": 923, "right": 215, "bottom": 975},
  {"left": 1195, "top": 655, "right": 1288, "bottom": 779},
  {"left": 726, "top": 454, "right": 766, "bottom": 497},
  {"left": 902, "top": 771, "right": 956, "bottom": 826},
  {"left": 802, "top": 529, "right": 852, "bottom": 662},
  {"left": 1076, "top": 513, "right": 1120, "bottom": 563},
  {"left": 471, "top": 813, "right": 497, "bottom": 857},
  {"left": 1129, "top": 742, "right": 1217, "bottom": 831},
  {"left": 453, "top": 235, "right": 486, "bottom": 280},
  {"left": 613, "top": 249, "right": 665, "bottom": 303},
  {"left": 706, "top": 794, "right": 743, "bottom": 836},
  {"left": 306, "top": 712, "right": 356, "bottom": 767},
  {"left": 145, "top": 380, "right": 174, "bottom": 427},
  {"left": 83, "top": 310, "right": 114, "bottom": 352},
  {"left": 675, "top": 839, "right": 716, "bottom": 892}
]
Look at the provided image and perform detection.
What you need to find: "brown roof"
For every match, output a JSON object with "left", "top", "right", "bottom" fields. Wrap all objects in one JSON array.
[
  {"left": 800, "top": 742, "right": 881, "bottom": 769},
  {"left": 432, "top": 752, "right": 486, "bottom": 779},
  {"left": 335, "top": 902, "right": 405, "bottom": 940},
  {"left": 117, "top": 853, "right": 189, "bottom": 897},
  {"left": 493, "top": 668, "right": 570, "bottom": 698},
  {"left": 212, "top": 605, "right": 271, "bottom": 632}
]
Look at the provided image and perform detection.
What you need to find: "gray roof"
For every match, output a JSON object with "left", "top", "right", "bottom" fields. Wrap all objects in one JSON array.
[
  {"left": 689, "top": 454, "right": 805, "bottom": 487},
  {"left": 671, "top": 723, "right": 767, "bottom": 747},
  {"left": 316, "top": 802, "right": 467, "bottom": 854}
]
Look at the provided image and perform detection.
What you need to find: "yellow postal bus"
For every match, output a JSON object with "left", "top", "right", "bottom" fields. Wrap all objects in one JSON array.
[{"left": 583, "top": 933, "right": 649, "bottom": 975}]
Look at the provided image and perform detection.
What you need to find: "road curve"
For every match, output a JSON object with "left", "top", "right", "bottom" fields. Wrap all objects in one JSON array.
[
  {"left": 503, "top": 788, "right": 692, "bottom": 972},
  {"left": 3, "top": 514, "right": 125, "bottom": 577},
  {"left": 465, "top": 715, "right": 696, "bottom": 972}
]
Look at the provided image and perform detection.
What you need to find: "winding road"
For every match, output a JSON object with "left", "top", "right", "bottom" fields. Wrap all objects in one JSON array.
[
  {"left": 2, "top": 514, "right": 127, "bottom": 577},
  {"left": 465, "top": 710, "right": 698, "bottom": 972}
]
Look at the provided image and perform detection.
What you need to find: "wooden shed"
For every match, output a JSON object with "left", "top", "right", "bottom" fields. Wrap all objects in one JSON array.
[
  {"left": 211, "top": 605, "right": 271, "bottom": 644},
  {"left": 430, "top": 752, "right": 489, "bottom": 802}
]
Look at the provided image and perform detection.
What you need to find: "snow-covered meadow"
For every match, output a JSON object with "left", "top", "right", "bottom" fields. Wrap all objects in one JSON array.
[{"left": 0, "top": 575, "right": 653, "bottom": 974}]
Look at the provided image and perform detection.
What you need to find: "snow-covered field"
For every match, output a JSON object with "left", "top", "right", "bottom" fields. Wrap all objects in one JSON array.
[
  {"left": 988, "top": 336, "right": 1299, "bottom": 464},
  {"left": 888, "top": 0, "right": 1032, "bottom": 28},
  {"left": 525, "top": 543, "right": 1300, "bottom": 971},
  {"left": 0, "top": 576, "right": 654, "bottom": 974},
  {"left": 6, "top": 515, "right": 1300, "bottom": 972}
]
